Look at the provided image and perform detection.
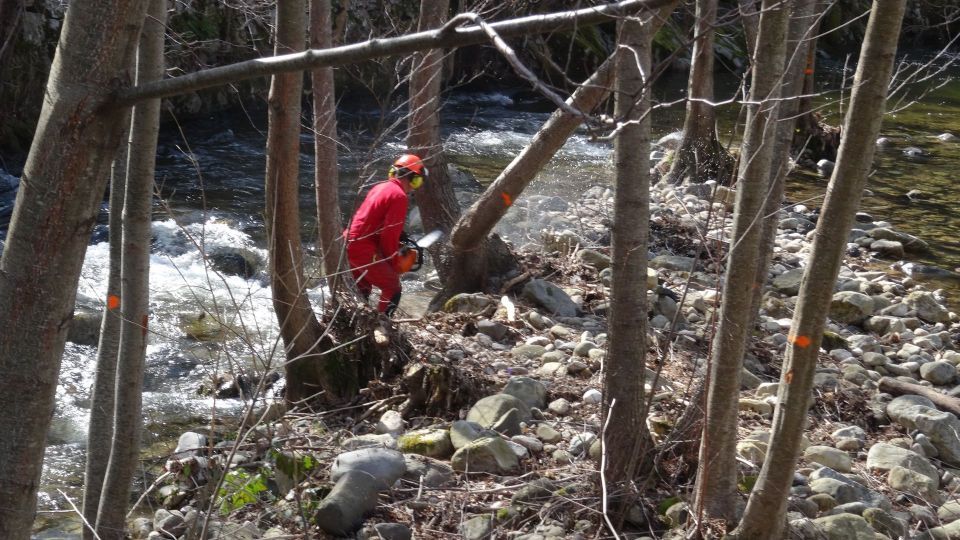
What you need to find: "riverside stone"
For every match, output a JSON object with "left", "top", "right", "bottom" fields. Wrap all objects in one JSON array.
[
  {"left": 315, "top": 470, "right": 382, "bottom": 535},
  {"left": 467, "top": 394, "right": 531, "bottom": 428},
  {"left": 810, "top": 514, "right": 878, "bottom": 540},
  {"left": 650, "top": 255, "right": 696, "bottom": 272},
  {"left": 888, "top": 465, "right": 940, "bottom": 502},
  {"left": 886, "top": 398, "right": 960, "bottom": 466},
  {"left": 830, "top": 291, "right": 875, "bottom": 324},
  {"left": 402, "top": 454, "right": 454, "bottom": 487},
  {"left": 803, "top": 446, "right": 852, "bottom": 473},
  {"left": 773, "top": 267, "right": 805, "bottom": 295},
  {"left": 866, "top": 443, "right": 938, "bottom": 482},
  {"left": 921, "top": 361, "right": 957, "bottom": 385},
  {"left": 501, "top": 376, "right": 548, "bottom": 409},
  {"left": 330, "top": 448, "right": 407, "bottom": 488},
  {"left": 397, "top": 428, "right": 453, "bottom": 459},
  {"left": 905, "top": 291, "right": 951, "bottom": 323},
  {"left": 451, "top": 437, "right": 520, "bottom": 474},
  {"left": 521, "top": 279, "right": 580, "bottom": 317}
]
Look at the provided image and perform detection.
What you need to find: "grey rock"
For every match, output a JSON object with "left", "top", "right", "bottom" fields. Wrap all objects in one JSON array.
[
  {"left": 915, "top": 520, "right": 960, "bottom": 539},
  {"left": 862, "top": 507, "right": 908, "bottom": 540},
  {"left": 870, "top": 239, "right": 904, "bottom": 259},
  {"left": 477, "top": 319, "right": 509, "bottom": 341},
  {"left": 569, "top": 433, "right": 597, "bottom": 457},
  {"left": 444, "top": 293, "right": 497, "bottom": 314},
  {"left": 67, "top": 307, "right": 102, "bottom": 346},
  {"left": 461, "top": 515, "right": 494, "bottom": 540},
  {"left": 359, "top": 523, "right": 412, "bottom": 540},
  {"left": 810, "top": 513, "right": 879, "bottom": 539},
  {"left": 536, "top": 424, "right": 563, "bottom": 444},
  {"left": 467, "top": 394, "right": 531, "bottom": 428},
  {"left": 451, "top": 437, "right": 520, "bottom": 474},
  {"left": 402, "top": 454, "right": 455, "bottom": 487},
  {"left": 491, "top": 408, "right": 523, "bottom": 436},
  {"left": 808, "top": 467, "right": 888, "bottom": 509},
  {"left": 154, "top": 509, "right": 187, "bottom": 538},
  {"left": 521, "top": 279, "right": 580, "bottom": 317},
  {"left": 330, "top": 448, "right": 407, "bottom": 488},
  {"left": 867, "top": 227, "right": 930, "bottom": 253},
  {"left": 376, "top": 410, "right": 405, "bottom": 435},
  {"left": 830, "top": 291, "right": 875, "bottom": 324},
  {"left": 905, "top": 291, "right": 951, "bottom": 323},
  {"left": 576, "top": 249, "right": 611, "bottom": 271},
  {"left": 921, "top": 361, "right": 957, "bottom": 385},
  {"left": 866, "top": 442, "right": 938, "bottom": 481},
  {"left": 650, "top": 255, "right": 696, "bottom": 272},
  {"left": 547, "top": 398, "right": 571, "bottom": 416},
  {"left": 511, "top": 435, "right": 544, "bottom": 453},
  {"left": 501, "top": 376, "right": 548, "bottom": 409},
  {"left": 511, "top": 344, "right": 547, "bottom": 360},
  {"left": 887, "top": 465, "right": 940, "bottom": 501},
  {"left": 173, "top": 432, "right": 207, "bottom": 457},
  {"left": 803, "top": 446, "right": 852, "bottom": 473},
  {"left": 773, "top": 267, "right": 805, "bottom": 296},
  {"left": 315, "top": 470, "right": 382, "bottom": 535},
  {"left": 450, "top": 420, "right": 497, "bottom": 450},
  {"left": 886, "top": 398, "right": 960, "bottom": 467},
  {"left": 511, "top": 478, "right": 557, "bottom": 505},
  {"left": 341, "top": 433, "right": 398, "bottom": 451}
]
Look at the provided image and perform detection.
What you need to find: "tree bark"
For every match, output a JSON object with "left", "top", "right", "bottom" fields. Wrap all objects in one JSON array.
[
  {"left": 82, "top": 147, "right": 127, "bottom": 540},
  {"left": 693, "top": 0, "right": 789, "bottom": 528},
  {"left": 738, "top": 0, "right": 759, "bottom": 55},
  {"left": 407, "top": 0, "right": 459, "bottom": 282},
  {"left": 731, "top": 4, "right": 907, "bottom": 535},
  {"left": 664, "top": 0, "right": 733, "bottom": 186},
  {"left": 0, "top": 0, "right": 148, "bottom": 535},
  {"left": 603, "top": 7, "right": 655, "bottom": 518},
  {"left": 114, "top": 0, "right": 680, "bottom": 107},
  {"left": 266, "top": 0, "right": 331, "bottom": 406},
  {"left": 95, "top": 1, "right": 166, "bottom": 537},
  {"left": 747, "top": 0, "right": 819, "bottom": 327},
  {"left": 310, "top": 0, "right": 345, "bottom": 299}
]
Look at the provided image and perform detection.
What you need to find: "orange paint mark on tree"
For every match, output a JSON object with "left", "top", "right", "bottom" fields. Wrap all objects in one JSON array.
[
  {"left": 785, "top": 370, "right": 794, "bottom": 384},
  {"left": 142, "top": 315, "right": 149, "bottom": 338},
  {"left": 501, "top": 192, "right": 513, "bottom": 206},
  {"left": 788, "top": 333, "right": 812, "bottom": 348},
  {"left": 108, "top": 295, "right": 120, "bottom": 310}
]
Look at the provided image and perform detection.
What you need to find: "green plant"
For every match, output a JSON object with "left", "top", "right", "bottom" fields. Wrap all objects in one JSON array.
[{"left": 217, "top": 469, "right": 270, "bottom": 514}]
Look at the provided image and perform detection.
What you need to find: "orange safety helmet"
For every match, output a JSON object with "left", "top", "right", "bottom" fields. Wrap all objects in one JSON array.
[{"left": 389, "top": 154, "right": 428, "bottom": 189}]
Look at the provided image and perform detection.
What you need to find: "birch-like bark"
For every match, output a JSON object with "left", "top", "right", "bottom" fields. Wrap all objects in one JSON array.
[
  {"left": 0, "top": 0, "right": 148, "bottom": 535},
  {"left": 731, "top": 2, "right": 907, "bottom": 537},
  {"left": 693, "top": 0, "right": 789, "bottom": 527}
]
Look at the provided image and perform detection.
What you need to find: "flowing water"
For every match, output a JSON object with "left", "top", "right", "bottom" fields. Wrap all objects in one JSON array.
[{"left": 14, "top": 56, "right": 960, "bottom": 537}]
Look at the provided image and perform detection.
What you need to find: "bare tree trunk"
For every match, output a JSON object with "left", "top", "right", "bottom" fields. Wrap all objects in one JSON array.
[
  {"left": 407, "top": 0, "right": 458, "bottom": 278},
  {"left": 747, "top": 0, "right": 819, "bottom": 327},
  {"left": 433, "top": 4, "right": 678, "bottom": 311},
  {"left": 266, "top": 0, "right": 330, "bottom": 406},
  {"left": 82, "top": 148, "right": 128, "bottom": 540},
  {"left": 0, "top": 0, "right": 147, "bottom": 535},
  {"left": 310, "top": 0, "right": 345, "bottom": 299},
  {"left": 95, "top": 2, "right": 166, "bottom": 537},
  {"left": 603, "top": 8, "right": 655, "bottom": 519},
  {"left": 693, "top": 0, "right": 789, "bottom": 528},
  {"left": 664, "top": 0, "right": 733, "bottom": 186},
  {"left": 738, "top": 0, "right": 759, "bottom": 55},
  {"left": 731, "top": 3, "right": 907, "bottom": 537}
]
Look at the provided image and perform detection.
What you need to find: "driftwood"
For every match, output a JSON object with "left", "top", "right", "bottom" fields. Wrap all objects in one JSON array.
[{"left": 878, "top": 376, "right": 960, "bottom": 417}]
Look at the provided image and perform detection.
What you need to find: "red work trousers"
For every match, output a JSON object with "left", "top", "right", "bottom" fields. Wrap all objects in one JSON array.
[{"left": 347, "top": 240, "right": 402, "bottom": 314}]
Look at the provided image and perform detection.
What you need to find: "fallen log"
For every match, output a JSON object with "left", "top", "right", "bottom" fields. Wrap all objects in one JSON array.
[{"left": 878, "top": 376, "right": 960, "bottom": 417}]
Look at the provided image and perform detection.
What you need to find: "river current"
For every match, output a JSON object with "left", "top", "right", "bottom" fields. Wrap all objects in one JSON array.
[{"left": 11, "top": 61, "right": 960, "bottom": 536}]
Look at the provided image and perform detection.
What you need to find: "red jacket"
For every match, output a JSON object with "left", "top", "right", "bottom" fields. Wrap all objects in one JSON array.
[{"left": 345, "top": 178, "right": 409, "bottom": 260}]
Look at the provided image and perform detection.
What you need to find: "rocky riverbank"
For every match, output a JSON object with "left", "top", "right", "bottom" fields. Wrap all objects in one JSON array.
[{"left": 114, "top": 161, "right": 960, "bottom": 540}]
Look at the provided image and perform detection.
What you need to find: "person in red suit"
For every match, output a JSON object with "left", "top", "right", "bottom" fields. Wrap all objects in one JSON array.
[{"left": 345, "top": 154, "right": 427, "bottom": 315}]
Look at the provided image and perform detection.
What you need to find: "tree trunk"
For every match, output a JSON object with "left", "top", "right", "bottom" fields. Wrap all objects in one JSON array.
[
  {"left": 747, "top": 0, "right": 819, "bottom": 327},
  {"left": 664, "top": 0, "right": 733, "bottom": 186},
  {"left": 407, "top": 0, "right": 459, "bottom": 282},
  {"left": 0, "top": 0, "right": 148, "bottom": 535},
  {"left": 603, "top": 8, "right": 655, "bottom": 519},
  {"left": 310, "top": 0, "right": 345, "bottom": 299},
  {"left": 266, "top": 0, "right": 330, "bottom": 406},
  {"left": 731, "top": 3, "right": 906, "bottom": 537},
  {"left": 95, "top": 1, "right": 166, "bottom": 537},
  {"left": 434, "top": 3, "right": 679, "bottom": 311},
  {"left": 738, "top": 0, "right": 759, "bottom": 55},
  {"left": 693, "top": 0, "right": 789, "bottom": 529},
  {"left": 82, "top": 147, "right": 128, "bottom": 540}
]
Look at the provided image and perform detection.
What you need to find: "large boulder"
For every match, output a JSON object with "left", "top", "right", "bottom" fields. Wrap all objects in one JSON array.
[
  {"left": 501, "top": 376, "right": 548, "bottom": 409},
  {"left": 829, "top": 291, "right": 875, "bottom": 324},
  {"left": 315, "top": 470, "right": 382, "bottom": 535},
  {"left": 904, "top": 291, "right": 951, "bottom": 323},
  {"left": 866, "top": 442, "right": 939, "bottom": 481},
  {"left": 521, "top": 279, "right": 580, "bottom": 317},
  {"left": 451, "top": 437, "right": 520, "bottom": 474},
  {"left": 886, "top": 397, "right": 960, "bottom": 466},
  {"left": 811, "top": 514, "right": 882, "bottom": 540},
  {"left": 467, "top": 394, "right": 531, "bottom": 428},
  {"left": 330, "top": 448, "right": 406, "bottom": 488}
]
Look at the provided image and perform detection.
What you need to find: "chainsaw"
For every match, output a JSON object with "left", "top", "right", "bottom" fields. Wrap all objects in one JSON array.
[{"left": 396, "top": 230, "right": 443, "bottom": 273}]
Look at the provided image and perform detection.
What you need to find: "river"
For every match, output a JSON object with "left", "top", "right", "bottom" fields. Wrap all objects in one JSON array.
[{"left": 18, "top": 57, "right": 960, "bottom": 537}]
